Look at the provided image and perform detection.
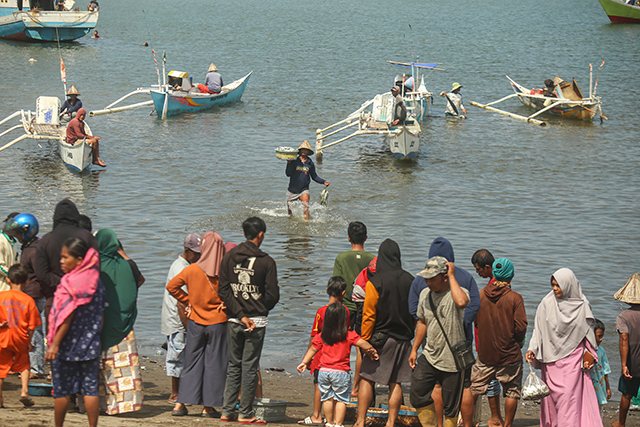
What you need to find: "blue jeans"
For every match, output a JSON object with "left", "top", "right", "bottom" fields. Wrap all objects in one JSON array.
[{"left": 29, "top": 297, "right": 46, "bottom": 375}]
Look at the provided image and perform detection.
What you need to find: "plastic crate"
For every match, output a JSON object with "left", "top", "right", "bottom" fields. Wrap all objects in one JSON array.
[{"left": 254, "top": 398, "right": 288, "bottom": 422}]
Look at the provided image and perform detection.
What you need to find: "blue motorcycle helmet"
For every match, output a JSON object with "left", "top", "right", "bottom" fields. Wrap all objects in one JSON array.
[{"left": 2, "top": 213, "right": 39, "bottom": 242}]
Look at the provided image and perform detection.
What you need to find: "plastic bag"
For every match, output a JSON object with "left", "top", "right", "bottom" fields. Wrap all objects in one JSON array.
[{"left": 522, "top": 366, "right": 550, "bottom": 401}]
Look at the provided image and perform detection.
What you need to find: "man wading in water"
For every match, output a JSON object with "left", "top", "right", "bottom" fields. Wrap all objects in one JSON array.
[{"left": 285, "top": 141, "right": 329, "bottom": 220}]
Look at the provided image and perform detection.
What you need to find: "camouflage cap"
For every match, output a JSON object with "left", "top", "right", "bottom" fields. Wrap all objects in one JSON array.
[{"left": 417, "top": 256, "right": 448, "bottom": 279}]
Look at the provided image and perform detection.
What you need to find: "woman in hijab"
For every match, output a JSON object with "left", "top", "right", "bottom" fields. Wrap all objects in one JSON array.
[
  {"left": 166, "top": 231, "right": 228, "bottom": 417},
  {"left": 525, "top": 268, "right": 603, "bottom": 427},
  {"left": 96, "top": 228, "right": 143, "bottom": 415},
  {"left": 355, "top": 239, "right": 414, "bottom": 427}
]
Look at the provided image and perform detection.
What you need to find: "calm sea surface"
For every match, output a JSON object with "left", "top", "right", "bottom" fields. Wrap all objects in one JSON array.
[{"left": 1, "top": 0, "right": 639, "bottom": 393}]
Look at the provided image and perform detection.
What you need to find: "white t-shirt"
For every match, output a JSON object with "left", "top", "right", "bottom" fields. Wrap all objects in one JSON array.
[{"left": 161, "top": 255, "right": 189, "bottom": 336}]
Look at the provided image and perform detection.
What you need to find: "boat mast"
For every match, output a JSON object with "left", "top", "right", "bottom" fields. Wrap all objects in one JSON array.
[{"left": 589, "top": 63, "right": 593, "bottom": 99}]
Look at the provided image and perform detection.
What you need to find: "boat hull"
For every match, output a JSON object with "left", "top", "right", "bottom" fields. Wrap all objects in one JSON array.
[
  {"left": 510, "top": 81, "right": 598, "bottom": 122},
  {"left": 59, "top": 139, "right": 92, "bottom": 172},
  {"left": 0, "top": 10, "right": 98, "bottom": 41},
  {"left": 150, "top": 72, "right": 252, "bottom": 117},
  {"left": 598, "top": 0, "right": 640, "bottom": 23},
  {"left": 387, "top": 123, "right": 421, "bottom": 159}
]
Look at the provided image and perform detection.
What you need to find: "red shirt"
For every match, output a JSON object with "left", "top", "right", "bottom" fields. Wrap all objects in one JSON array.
[
  {"left": 0, "top": 290, "right": 41, "bottom": 352},
  {"left": 66, "top": 117, "right": 88, "bottom": 145},
  {"left": 309, "top": 304, "right": 350, "bottom": 373},
  {"left": 312, "top": 330, "right": 360, "bottom": 371}
]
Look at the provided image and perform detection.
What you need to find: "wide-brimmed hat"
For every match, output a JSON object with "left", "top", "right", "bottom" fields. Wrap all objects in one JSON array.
[
  {"left": 66, "top": 85, "right": 80, "bottom": 96},
  {"left": 298, "top": 140, "right": 314, "bottom": 154},
  {"left": 451, "top": 82, "right": 462, "bottom": 91},
  {"left": 615, "top": 273, "right": 640, "bottom": 304},
  {"left": 208, "top": 63, "right": 218, "bottom": 72}
]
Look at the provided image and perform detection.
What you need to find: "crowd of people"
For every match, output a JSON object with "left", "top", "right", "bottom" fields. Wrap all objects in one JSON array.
[{"left": 0, "top": 202, "right": 639, "bottom": 427}]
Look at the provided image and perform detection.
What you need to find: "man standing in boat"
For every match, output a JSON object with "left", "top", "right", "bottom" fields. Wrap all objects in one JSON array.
[
  {"left": 66, "top": 108, "right": 106, "bottom": 167},
  {"left": 440, "top": 82, "right": 467, "bottom": 118},
  {"left": 391, "top": 86, "right": 407, "bottom": 126},
  {"left": 285, "top": 141, "right": 329, "bottom": 221}
]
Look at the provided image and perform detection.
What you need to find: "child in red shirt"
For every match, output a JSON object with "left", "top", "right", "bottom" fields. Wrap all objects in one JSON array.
[
  {"left": 298, "top": 302, "right": 378, "bottom": 427},
  {"left": 0, "top": 264, "right": 41, "bottom": 408}
]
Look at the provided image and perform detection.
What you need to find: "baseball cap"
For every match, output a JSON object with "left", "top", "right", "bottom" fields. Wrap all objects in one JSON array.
[
  {"left": 417, "top": 256, "right": 448, "bottom": 279},
  {"left": 183, "top": 233, "right": 201, "bottom": 253}
]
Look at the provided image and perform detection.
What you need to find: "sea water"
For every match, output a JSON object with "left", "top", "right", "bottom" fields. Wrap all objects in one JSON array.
[{"left": 0, "top": 0, "right": 638, "bottom": 393}]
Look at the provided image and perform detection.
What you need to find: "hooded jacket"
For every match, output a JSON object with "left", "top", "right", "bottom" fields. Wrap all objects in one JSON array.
[
  {"left": 476, "top": 283, "right": 527, "bottom": 366},
  {"left": 34, "top": 199, "right": 99, "bottom": 298},
  {"left": 218, "top": 241, "right": 279, "bottom": 320},
  {"left": 408, "top": 237, "right": 481, "bottom": 343}
]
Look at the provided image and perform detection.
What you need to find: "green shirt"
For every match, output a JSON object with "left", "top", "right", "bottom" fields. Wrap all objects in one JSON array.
[{"left": 332, "top": 250, "right": 374, "bottom": 311}]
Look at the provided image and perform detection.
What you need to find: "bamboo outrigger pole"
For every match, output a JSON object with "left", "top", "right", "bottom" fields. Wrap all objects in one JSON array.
[{"left": 469, "top": 100, "right": 546, "bottom": 126}]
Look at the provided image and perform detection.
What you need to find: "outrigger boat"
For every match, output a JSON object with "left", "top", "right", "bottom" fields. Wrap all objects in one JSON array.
[
  {"left": 90, "top": 57, "right": 252, "bottom": 119},
  {"left": 0, "top": 96, "right": 95, "bottom": 172},
  {"left": 470, "top": 66, "right": 605, "bottom": 125},
  {"left": 0, "top": 0, "right": 98, "bottom": 41},
  {"left": 598, "top": 0, "right": 640, "bottom": 23},
  {"left": 387, "top": 59, "right": 443, "bottom": 122},
  {"left": 316, "top": 92, "right": 421, "bottom": 160}
]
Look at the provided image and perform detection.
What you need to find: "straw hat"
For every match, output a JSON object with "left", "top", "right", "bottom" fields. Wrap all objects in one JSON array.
[
  {"left": 615, "top": 273, "right": 640, "bottom": 304},
  {"left": 208, "top": 63, "right": 218, "bottom": 72},
  {"left": 451, "top": 82, "right": 462, "bottom": 91},
  {"left": 298, "top": 140, "right": 314, "bottom": 154},
  {"left": 66, "top": 85, "right": 80, "bottom": 96}
]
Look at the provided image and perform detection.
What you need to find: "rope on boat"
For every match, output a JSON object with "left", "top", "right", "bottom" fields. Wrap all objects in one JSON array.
[{"left": 23, "top": 9, "right": 97, "bottom": 28}]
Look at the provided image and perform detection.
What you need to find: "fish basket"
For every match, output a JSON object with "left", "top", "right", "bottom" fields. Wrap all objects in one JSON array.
[
  {"left": 253, "top": 398, "right": 288, "bottom": 422},
  {"left": 28, "top": 382, "right": 53, "bottom": 397},
  {"left": 344, "top": 401, "right": 357, "bottom": 423},
  {"left": 275, "top": 146, "right": 298, "bottom": 161},
  {"left": 379, "top": 404, "right": 421, "bottom": 427},
  {"left": 365, "top": 407, "right": 388, "bottom": 427}
]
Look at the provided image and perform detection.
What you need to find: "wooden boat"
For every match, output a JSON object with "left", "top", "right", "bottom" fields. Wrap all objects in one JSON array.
[
  {"left": 598, "top": 0, "right": 640, "bottom": 23},
  {"left": 316, "top": 92, "right": 421, "bottom": 160},
  {"left": 0, "top": 0, "right": 98, "bottom": 41},
  {"left": 0, "top": 96, "right": 94, "bottom": 172},
  {"left": 90, "top": 66, "right": 252, "bottom": 119},
  {"left": 470, "top": 68, "right": 605, "bottom": 125},
  {"left": 388, "top": 59, "right": 443, "bottom": 121}
]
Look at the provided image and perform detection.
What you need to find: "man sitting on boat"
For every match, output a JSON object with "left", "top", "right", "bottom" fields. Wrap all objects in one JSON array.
[
  {"left": 87, "top": 0, "right": 99, "bottom": 11},
  {"left": 391, "top": 86, "right": 407, "bottom": 126},
  {"left": 286, "top": 140, "right": 329, "bottom": 221},
  {"left": 59, "top": 85, "right": 83, "bottom": 124},
  {"left": 440, "top": 82, "right": 467, "bottom": 117},
  {"left": 199, "top": 63, "right": 223, "bottom": 94},
  {"left": 56, "top": 0, "right": 65, "bottom": 11},
  {"left": 66, "top": 108, "right": 106, "bottom": 168}
]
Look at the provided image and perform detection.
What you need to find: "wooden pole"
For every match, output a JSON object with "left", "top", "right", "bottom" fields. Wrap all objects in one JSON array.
[{"left": 469, "top": 100, "right": 545, "bottom": 126}]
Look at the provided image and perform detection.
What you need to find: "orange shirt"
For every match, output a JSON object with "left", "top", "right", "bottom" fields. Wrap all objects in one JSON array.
[
  {"left": 166, "top": 264, "right": 227, "bottom": 326},
  {"left": 0, "top": 290, "right": 41, "bottom": 352}
]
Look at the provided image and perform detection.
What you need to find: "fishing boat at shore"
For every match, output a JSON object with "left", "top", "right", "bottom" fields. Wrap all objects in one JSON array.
[
  {"left": 315, "top": 92, "right": 421, "bottom": 160},
  {"left": 470, "top": 66, "right": 606, "bottom": 125},
  {"left": 0, "top": 96, "right": 94, "bottom": 172},
  {"left": 388, "top": 59, "right": 443, "bottom": 122},
  {"left": 90, "top": 63, "right": 252, "bottom": 119},
  {"left": 0, "top": 0, "right": 98, "bottom": 42},
  {"left": 598, "top": 0, "right": 640, "bottom": 23}
]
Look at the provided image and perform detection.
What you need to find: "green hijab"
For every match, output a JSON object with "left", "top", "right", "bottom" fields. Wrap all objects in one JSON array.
[{"left": 96, "top": 228, "right": 138, "bottom": 349}]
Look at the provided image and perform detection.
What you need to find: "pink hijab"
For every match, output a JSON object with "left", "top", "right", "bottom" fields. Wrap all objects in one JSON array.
[
  {"left": 196, "top": 232, "right": 225, "bottom": 277},
  {"left": 46, "top": 247, "right": 100, "bottom": 343}
]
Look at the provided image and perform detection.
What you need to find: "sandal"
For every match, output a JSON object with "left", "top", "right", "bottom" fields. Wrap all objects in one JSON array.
[
  {"left": 202, "top": 409, "right": 222, "bottom": 418},
  {"left": 171, "top": 406, "right": 188, "bottom": 417},
  {"left": 20, "top": 397, "right": 35, "bottom": 408},
  {"left": 221, "top": 416, "right": 238, "bottom": 422},
  {"left": 239, "top": 418, "right": 267, "bottom": 425},
  {"left": 298, "top": 416, "right": 323, "bottom": 425}
]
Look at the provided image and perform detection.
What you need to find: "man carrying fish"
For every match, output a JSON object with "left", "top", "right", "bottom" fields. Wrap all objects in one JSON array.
[{"left": 285, "top": 141, "right": 329, "bottom": 221}]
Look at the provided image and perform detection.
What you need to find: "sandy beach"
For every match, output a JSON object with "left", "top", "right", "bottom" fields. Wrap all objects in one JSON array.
[{"left": 0, "top": 353, "right": 634, "bottom": 427}]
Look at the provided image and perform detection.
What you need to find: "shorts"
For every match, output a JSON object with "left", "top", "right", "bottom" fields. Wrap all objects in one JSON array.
[
  {"left": 470, "top": 359, "right": 523, "bottom": 399},
  {"left": 318, "top": 369, "right": 351, "bottom": 404},
  {"left": 166, "top": 332, "right": 186, "bottom": 377},
  {"left": 0, "top": 348, "right": 30, "bottom": 378},
  {"left": 52, "top": 358, "right": 99, "bottom": 398},
  {"left": 287, "top": 190, "right": 309, "bottom": 202},
  {"left": 410, "top": 354, "right": 465, "bottom": 418},
  {"left": 618, "top": 376, "right": 640, "bottom": 397}
]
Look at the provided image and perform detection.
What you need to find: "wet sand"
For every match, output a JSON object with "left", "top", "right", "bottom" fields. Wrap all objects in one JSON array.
[{"left": 0, "top": 354, "right": 635, "bottom": 426}]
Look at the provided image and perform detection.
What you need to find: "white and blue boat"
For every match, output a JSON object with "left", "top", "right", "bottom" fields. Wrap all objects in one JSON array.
[
  {"left": 0, "top": 0, "right": 98, "bottom": 42},
  {"left": 90, "top": 69, "right": 252, "bottom": 119},
  {"left": 388, "top": 59, "right": 443, "bottom": 121}
]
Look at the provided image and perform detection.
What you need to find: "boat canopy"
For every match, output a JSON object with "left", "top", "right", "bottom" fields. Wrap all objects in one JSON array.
[
  {"left": 167, "top": 70, "right": 191, "bottom": 91},
  {"left": 388, "top": 60, "right": 440, "bottom": 69}
]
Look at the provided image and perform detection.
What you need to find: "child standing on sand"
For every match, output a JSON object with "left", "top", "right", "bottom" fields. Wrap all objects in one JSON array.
[
  {"left": 589, "top": 319, "right": 611, "bottom": 413},
  {"left": 0, "top": 264, "right": 41, "bottom": 408},
  {"left": 298, "top": 302, "right": 378, "bottom": 427},
  {"left": 45, "top": 238, "right": 105, "bottom": 427}
]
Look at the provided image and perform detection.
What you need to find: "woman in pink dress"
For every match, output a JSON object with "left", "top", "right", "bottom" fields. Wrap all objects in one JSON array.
[{"left": 525, "top": 268, "right": 603, "bottom": 427}]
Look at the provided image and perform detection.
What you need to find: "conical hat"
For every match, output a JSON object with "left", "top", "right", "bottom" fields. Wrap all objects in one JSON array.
[
  {"left": 208, "top": 63, "right": 218, "bottom": 72},
  {"left": 66, "top": 85, "right": 80, "bottom": 96},
  {"left": 614, "top": 273, "right": 640, "bottom": 304},
  {"left": 297, "top": 140, "right": 314, "bottom": 154}
]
